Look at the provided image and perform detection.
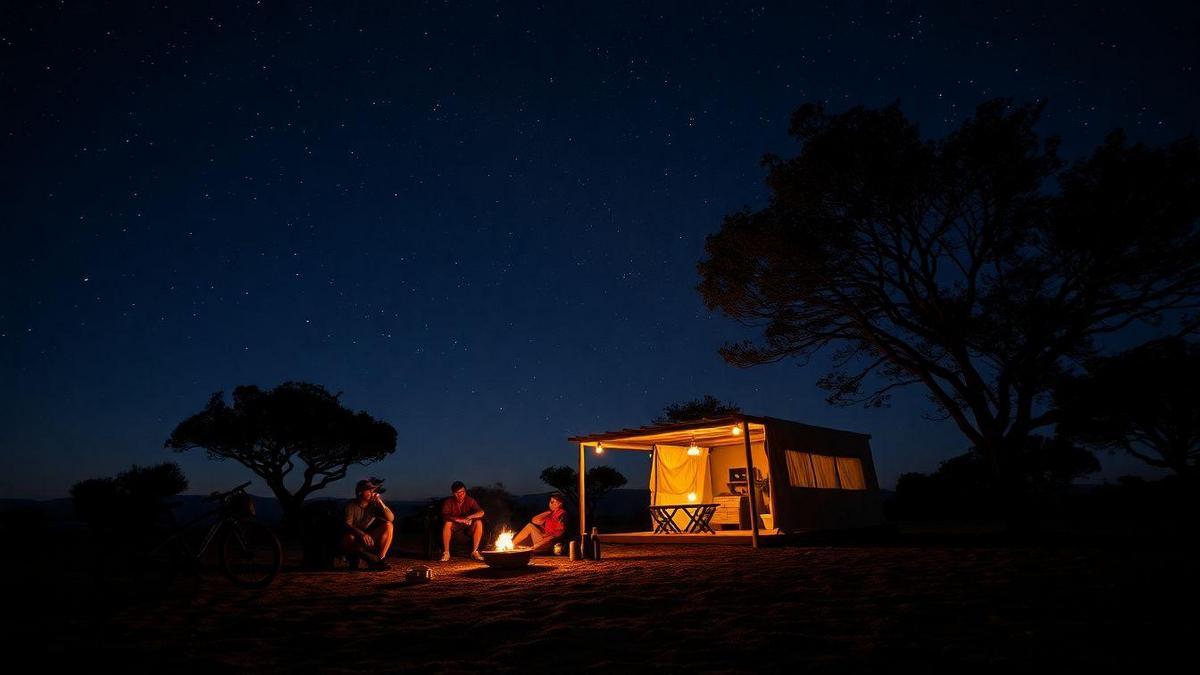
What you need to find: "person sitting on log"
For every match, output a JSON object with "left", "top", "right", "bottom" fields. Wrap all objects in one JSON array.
[{"left": 511, "top": 492, "right": 568, "bottom": 553}]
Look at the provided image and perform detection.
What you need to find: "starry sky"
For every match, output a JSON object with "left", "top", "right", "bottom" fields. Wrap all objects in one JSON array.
[{"left": 2, "top": 1, "right": 1198, "bottom": 501}]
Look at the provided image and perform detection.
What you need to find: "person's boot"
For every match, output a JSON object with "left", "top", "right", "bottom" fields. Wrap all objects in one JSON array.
[{"left": 346, "top": 553, "right": 360, "bottom": 571}]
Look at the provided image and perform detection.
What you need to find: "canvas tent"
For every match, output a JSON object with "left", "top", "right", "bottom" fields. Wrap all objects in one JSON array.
[{"left": 568, "top": 415, "right": 884, "bottom": 547}]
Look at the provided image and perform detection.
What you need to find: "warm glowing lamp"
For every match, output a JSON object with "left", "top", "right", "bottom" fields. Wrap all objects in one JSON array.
[
  {"left": 731, "top": 425, "right": 742, "bottom": 436},
  {"left": 687, "top": 492, "right": 697, "bottom": 502},
  {"left": 595, "top": 442, "right": 604, "bottom": 455},
  {"left": 687, "top": 442, "right": 701, "bottom": 456}
]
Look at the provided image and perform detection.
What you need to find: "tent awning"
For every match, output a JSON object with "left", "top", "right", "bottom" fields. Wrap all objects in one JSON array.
[{"left": 568, "top": 415, "right": 767, "bottom": 450}]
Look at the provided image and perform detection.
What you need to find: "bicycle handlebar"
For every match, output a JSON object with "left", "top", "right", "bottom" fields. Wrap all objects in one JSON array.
[{"left": 203, "top": 481, "right": 253, "bottom": 503}]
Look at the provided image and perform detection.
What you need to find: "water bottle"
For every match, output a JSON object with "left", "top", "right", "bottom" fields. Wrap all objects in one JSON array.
[
  {"left": 590, "top": 526, "right": 601, "bottom": 560},
  {"left": 568, "top": 540, "right": 577, "bottom": 561}
]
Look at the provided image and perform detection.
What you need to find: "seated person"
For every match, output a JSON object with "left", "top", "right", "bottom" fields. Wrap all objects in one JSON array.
[
  {"left": 339, "top": 479, "right": 394, "bottom": 571},
  {"left": 511, "top": 492, "right": 568, "bottom": 553},
  {"left": 440, "top": 481, "right": 485, "bottom": 561}
]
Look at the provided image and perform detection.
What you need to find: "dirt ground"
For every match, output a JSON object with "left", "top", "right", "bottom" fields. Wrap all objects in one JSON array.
[{"left": 9, "top": 532, "right": 1195, "bottom": 673}]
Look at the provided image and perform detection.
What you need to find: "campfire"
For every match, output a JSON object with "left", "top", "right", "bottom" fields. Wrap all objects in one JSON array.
[
  {"left": 480, "top": 528, "right": 532, "bottom": 569},
  {"left": 494, "top": 529, "right": 516, "bottom": 552}
]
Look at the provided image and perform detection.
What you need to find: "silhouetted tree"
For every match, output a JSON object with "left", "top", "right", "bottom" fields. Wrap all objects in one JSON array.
[
  {"left": 71, "top": 462, "right": 188, "bottom": 528},
  {"left": 539, "top": 465, "right": 627, "bottom": 514},
  {"left": 699, "top": 98, "right": 1200, "bottom": 502},
  {"left": 1013, "top": 435, "right": 1101, "bottom": 489},
  {"left": 890, "top": 436, "right": 1098, "bottom": 519},
  {"left": 652, "top": 395, "right": 741, "bottom": 424},
  {"left": 1056, "top": 338, "right": 1200, "bottom": 478},
  {"left": 165, "top": 382, "right": 397, "bottom": 525},
  {"left": 468, "top": 483, "right": 521, "bottom": 532}
]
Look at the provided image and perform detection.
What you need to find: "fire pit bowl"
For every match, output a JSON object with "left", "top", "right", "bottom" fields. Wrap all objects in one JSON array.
[{"left": 479, "top": 547, "right": 533, "bottom": 569}]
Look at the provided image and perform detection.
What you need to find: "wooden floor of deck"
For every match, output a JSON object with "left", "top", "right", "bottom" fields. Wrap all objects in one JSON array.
[{"left": 597, "top": 530, "right": 785, "bottom": 545}]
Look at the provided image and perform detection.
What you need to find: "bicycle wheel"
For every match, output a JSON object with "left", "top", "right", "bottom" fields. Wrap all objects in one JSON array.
[{"left": 219, "top": 519, "right": 281, "bottom": 588}]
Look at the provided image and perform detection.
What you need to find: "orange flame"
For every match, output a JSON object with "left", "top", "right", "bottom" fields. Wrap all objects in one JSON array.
[{"left": 494, "top": 529, "right": 515, "bottom": 551}]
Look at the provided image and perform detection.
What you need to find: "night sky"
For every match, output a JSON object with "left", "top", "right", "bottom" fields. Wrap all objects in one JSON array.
[{"left": 3, "top": 1, "right": 1197, "bottom": 501}]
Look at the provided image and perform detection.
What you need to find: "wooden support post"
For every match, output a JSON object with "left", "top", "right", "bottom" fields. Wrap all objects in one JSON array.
[
  {"left": 578, "top": 442, "right": 587, "bottom": 553},
  {"left": 742, "top": 420, "right": 760, "bottom": 549}
]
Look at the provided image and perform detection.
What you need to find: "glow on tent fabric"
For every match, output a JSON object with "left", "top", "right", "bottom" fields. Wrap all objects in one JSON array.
[
  {"left": 649, "top": 444, "right": 712, "bottom": 530},
  {"left": 835, "top": 457, "right": 867, "bottom": 490}
]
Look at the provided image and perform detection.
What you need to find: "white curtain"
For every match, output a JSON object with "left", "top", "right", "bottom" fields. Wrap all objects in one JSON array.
[
  {"left": 649, "top": 444, "right": 712, "bottom": 530},
  {"left": 810, "top": 454, "right": 840, "bottom": 488},
  {"left": 786, "top": 451, "right": 816, "bottom": 488}
]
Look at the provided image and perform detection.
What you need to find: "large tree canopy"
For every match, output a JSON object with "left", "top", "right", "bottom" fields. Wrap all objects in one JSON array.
[
  {"left": 652, "top": 395, "right": 741, "bottom": 425},
  {"left": 699, "top": 99, "right": 1200, "bottom": 488},
  {"left": 1056, "top": 338, "right": 1200, "bottom": 477},
  {"left": 71, "top": 462, "right": 189, "bottom": 529},
  {"left": 540, "top": 465, "right": 627, "bottom": 515},
  {"left": 166, "top": 382, "right": 397, "bottom": 523}
]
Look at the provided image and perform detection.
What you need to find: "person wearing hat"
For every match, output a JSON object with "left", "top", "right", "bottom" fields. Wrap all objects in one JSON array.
[{"left": 339, "top": 478, "right": 394, "bottom": 570}]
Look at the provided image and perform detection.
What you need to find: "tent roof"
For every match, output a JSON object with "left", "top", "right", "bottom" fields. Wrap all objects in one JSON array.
[
  {"left": 568, "top": 415, "right": 758, "bottom": 450},
  {"left": 568, "top": 414, "right": 869, "bottom": 450}
]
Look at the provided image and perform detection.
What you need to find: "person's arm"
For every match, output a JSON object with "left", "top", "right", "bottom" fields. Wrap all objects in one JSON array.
[
  {"left": 531, "top": 510, "right": 550, "bottom": 526},
  {"left": 346, "top": 503, "right": 373, "bottom": 545},
  {"left": 374, "top": 494, "right": 394, "bottom": 523},
  {"left": 542, "top": 511, "right": 566, "bottom": 539},
  {"left": 465, "top": 497, "right": 485, "bottom": 521},
  {"left": 345, "top": 503, "right": 359, "bottom": 532},
  {"left": 441, "top": 498, "right": 455, "bottom": 523}
]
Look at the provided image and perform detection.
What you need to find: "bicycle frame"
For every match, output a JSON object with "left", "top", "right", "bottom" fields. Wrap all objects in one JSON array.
[{"left": 152, "top": 500, "right": 238, "bottom": 564}]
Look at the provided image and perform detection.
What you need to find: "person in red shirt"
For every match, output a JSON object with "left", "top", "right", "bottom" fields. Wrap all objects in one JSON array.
[
  {"left": 512, "top": 493, "right": 568, "bottom": 553},
  {"left": 440, "top": 481, "right": 486, "bottom": 561}
]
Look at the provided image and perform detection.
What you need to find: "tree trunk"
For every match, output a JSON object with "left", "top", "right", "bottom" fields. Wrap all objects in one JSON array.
[
  {"left": 978, "top": 435, "right": 1037, "bottom": 534},
  {"left": 262, "top": 480, "right": 304, "bottom": 534}
]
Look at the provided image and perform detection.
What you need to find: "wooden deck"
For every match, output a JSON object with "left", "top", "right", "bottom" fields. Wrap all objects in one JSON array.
[{"left": 597, "top": 530, "right": 786, "bottom": 545}]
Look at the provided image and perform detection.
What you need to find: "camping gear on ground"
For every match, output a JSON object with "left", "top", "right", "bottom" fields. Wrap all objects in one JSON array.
[
  {"left": 568, "top": 540, "right": 577, "bottom": 560},
  {"left": 405, "top": 565, "right": 433, "bottom": 583}
]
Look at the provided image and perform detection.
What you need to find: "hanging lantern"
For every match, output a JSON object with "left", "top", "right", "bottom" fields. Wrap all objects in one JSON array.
[
  {"left": 594, "top": 442, "right": 604, "bottom": 455},
  {"left": 687, "top": 441, "right": 701, "bottom": 456},
  {"left": 731, "top": 425, "right": 742, "bottom": 436}
]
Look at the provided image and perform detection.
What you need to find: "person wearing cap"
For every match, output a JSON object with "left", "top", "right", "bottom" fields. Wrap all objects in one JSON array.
[
  {"left": 340, "top": 479, "right": 394, "bottom": 570},
  {"left": 440, "top": 481, "right": 485, "bottom": 561},
  {"left": 511, "top": 492, "right": 568, "bottom": 553}
]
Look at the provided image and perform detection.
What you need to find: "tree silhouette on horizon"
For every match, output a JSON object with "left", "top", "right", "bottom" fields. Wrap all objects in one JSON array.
[
  {"left": 652, "top": 394, "right": 742, "bottom": 425},
  {"left": 539, "top": 465, "right": 627, "bottom": 516},
  {"left": 698, "top": 98, "right": 1200, "bottom": 500},
  {"left": 1056, "top": 337, "right": 1200, "bottom": 478},
  {"left": 166, "top": 382, "right": 397, "bottom": 526}
]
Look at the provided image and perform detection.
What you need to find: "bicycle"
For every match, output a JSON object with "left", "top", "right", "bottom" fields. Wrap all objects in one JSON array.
[{"left": 95, "top": 481, "right": 282, "bottom": 592}]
